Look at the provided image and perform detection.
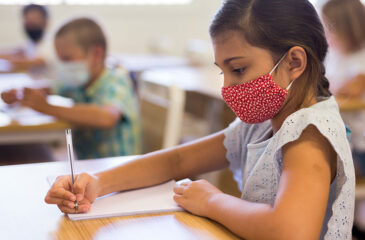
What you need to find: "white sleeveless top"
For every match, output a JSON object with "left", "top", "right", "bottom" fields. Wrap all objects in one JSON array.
[{"left": 223, "top": 96, "right": 355, "bottom": 239}]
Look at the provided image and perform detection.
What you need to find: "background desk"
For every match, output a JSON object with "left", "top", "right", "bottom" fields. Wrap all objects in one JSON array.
[
  {"left": 140, "top": 66, "right": 222, "bottom": 99},
  {"left": 110, "top": 54, "right": 190, "bottom": 74},
  {"left": 0, "top": 108, "right": 69, "bottom": 145},
  {"left": 0, "top": 157, "right": 240, "bottom": 240},
  {"left": 139, "top": 66, "right": 235, "bottom": 133}
]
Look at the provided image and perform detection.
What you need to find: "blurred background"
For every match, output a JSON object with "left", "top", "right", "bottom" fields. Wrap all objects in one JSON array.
[
  {"left": 0, "top": 0, "right": 220, "bottom": 58},
  {"left": 0, "top": 0, "right": 239, "bottom": 194},
  {"left": 0, "top": 1, "right": 365, "bottom": 239}
]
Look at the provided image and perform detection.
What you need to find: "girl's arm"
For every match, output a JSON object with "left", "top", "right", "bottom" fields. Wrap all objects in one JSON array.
[
  {"left": 175, "top": 125, "right": 336, "bottom": 240},
  {"left": 96, "top": 132, "right": 228, "bottom": 196},
  {"left": 45, "top": 131, "right": 229, "bottom": 213}
]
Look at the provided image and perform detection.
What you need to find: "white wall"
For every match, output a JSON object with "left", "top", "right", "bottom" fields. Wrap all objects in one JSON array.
[{"left": 0, "top": 0, "right": 221, "bottom": 57}]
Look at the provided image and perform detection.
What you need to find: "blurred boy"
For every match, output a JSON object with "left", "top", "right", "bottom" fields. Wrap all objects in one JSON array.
[
  {"left": 1, "top": 18, "right": 141, "bottom": 159},
  {"left": 0, "top": 4, "right": 50, "bottom": 71}
]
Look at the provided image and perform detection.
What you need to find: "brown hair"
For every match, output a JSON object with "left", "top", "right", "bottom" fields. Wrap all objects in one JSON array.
[
  {"left": 55, "top": 17, "right": 107, "bottom": 57},
  {"left": 322, "top": 0, "right": 365, "bottom": 53},
  {"left": 209, "top": 0, "right": 331, "bottom": 111}
]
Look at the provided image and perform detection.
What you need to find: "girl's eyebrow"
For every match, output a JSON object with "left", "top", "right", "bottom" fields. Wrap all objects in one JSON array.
[{"left": 214, "top": 56, "right": 246, "bottom": 67}]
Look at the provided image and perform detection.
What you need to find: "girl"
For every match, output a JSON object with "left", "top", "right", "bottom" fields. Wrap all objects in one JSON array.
[
  {"left": 322, "top": 0, "right": 365, "bottom": 176},
  {"left": 45, "top": 0, "right": 355, "bottom": 239}
]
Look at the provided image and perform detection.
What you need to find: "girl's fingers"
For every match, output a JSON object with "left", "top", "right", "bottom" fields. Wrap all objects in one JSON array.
[
  {"left": 57, "top": 204, "right": 74, "bottom": 214},
  {"left": 57, "top": 203, "right": 91, "bottom": 214},
  {"left": 49, "top": 188, "right": 76, "bottom": 201},
  {"left": 173, "top": 186, "right": 184, "bottom": 195},
  {"left": 73, "top": 173, "right": 90, "bottom": 201},
  {"left": 44, "top": 196, "right": 75, "bottom": 208},
  {"left": 173, "top": 194, "right": 186, "bottom": 207}
]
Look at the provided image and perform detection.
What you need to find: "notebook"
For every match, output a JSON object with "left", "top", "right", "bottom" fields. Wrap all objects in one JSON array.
[{"left": 47, "top": 176, "right": 189, "bottom": 221}]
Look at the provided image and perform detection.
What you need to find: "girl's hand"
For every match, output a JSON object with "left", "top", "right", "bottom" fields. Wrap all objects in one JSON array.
[
  {"left": 173, "top": 179, "right": 223, "bottom": 217},
  {"left": 44, "top": 173, "right": 99, "bottom": 214}
]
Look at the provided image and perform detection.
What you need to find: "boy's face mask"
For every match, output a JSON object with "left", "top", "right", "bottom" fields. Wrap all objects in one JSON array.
[
  {"left": 56, "top": 61, "right": 90, "bottom": 88},
  {"left": 25, "top": 28, "right": 44, "bottom": 43},
  {"left": 221, "top": 54, "right": 293, "bottom": 124}
]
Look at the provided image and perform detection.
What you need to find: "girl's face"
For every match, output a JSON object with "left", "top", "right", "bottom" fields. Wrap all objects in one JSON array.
[{"left": 212, "top": 31, "right": 290, "bottom": 89}]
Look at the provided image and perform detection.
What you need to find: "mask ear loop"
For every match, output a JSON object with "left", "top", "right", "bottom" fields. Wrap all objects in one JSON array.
[
  {"left": 269, "top": 53, "right": 287, "bottom": 75},
  {"left": 269, "top": 53, "right": 294, "bottom": 91},
  {"left": 286, "top": 80, "right": 295, "bottom": 90}
]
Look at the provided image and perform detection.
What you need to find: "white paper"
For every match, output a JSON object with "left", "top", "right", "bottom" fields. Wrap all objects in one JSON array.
[{"left": 47, "top": 176, "right": 188, "bottom": 221}]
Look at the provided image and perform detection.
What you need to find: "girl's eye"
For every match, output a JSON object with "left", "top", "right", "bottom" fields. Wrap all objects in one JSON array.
[
  {"left": 219, "top": 67, "right": 245, "bottom": 76},
  {"left": 233, "top": 67, "right": 245, "bottom": 74}
]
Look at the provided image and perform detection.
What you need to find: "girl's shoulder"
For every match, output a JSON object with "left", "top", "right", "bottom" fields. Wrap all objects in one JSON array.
[
  {"left": 279, "top": 97, "right": 345, "bottom": 136},
  {"left": 273, "top": 96, "right": 351, "bottom": 162},
  {"left": 282, "top": 96, "right": 344, "bottom": 132},
  {"left": 277, "top": 97, "right": 355, "bottom": 240}
]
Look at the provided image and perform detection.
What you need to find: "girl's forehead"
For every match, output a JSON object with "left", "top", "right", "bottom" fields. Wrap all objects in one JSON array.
[
  {"left": 212, "top": 31, "right": 270, "bottom": 62},
  {"left": 213, "top": 31, "right": 249, "bottom": 48},
  {"left": 213, "top": 32, "right": 250, "bottom": 59}
]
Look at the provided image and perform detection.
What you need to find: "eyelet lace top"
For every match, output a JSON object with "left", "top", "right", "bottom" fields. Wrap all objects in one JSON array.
[{"left": 223, "top": 96, "right": 355, "bottom": 239}]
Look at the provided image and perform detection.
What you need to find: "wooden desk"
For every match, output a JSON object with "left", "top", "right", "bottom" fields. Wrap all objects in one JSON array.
[
  {"left": 0, "top": 105, "right": 70, "bottom": 145},
  {"left": 0, "top": 157, "right": 239, "bottom": 240},
  {"left": 0, "top": 73, "right": 70, "bottom": 144},
  {"left": 140, "top": 66, "right": 235, "bottom": 133}
]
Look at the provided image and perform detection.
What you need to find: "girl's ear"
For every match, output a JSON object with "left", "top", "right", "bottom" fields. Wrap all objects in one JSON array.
[{"left": 286, "top": 46, "right": 307, "bottom": 82}]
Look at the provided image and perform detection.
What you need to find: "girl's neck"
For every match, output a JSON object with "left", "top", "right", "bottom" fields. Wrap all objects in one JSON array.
[{"left": 270, "top": 94, "right": 317, "bottom": 134}]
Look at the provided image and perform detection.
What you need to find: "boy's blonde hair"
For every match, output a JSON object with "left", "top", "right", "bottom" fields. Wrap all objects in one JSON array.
[
  {"left": 322, "top": 0, "right": 365, "bottom": 53},
  {"left": 55, "top": 17, "right": 107, "bottom": 57}
]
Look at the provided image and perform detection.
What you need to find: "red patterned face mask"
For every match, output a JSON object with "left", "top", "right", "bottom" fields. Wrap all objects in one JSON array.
[{"left": 221, "top": 55, "right": 292, "bottom": 124}]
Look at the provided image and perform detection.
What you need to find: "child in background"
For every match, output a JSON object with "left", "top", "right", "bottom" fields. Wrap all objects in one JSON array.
[
  {"left": 45, "top": 1, "right": 355, "bottom": 239},
  {"left": 1, "top": 18, "right": 141, "bottom": 159},
  {"left": 0, "top": 4, "right": 50, "bottom": 72},
  {"left": 322, "top": 0, "right": 365, "bottom": 176}
]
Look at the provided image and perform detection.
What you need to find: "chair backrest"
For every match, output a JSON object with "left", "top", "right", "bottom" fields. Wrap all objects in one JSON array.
[{"left": 139, "top": 81, "right": 185, "bottom": 153}]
